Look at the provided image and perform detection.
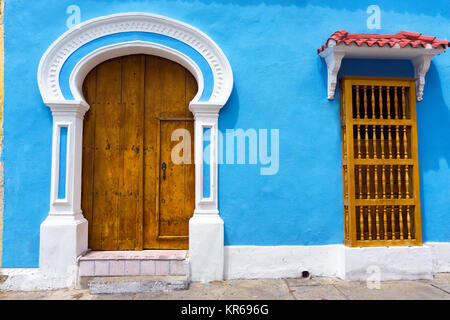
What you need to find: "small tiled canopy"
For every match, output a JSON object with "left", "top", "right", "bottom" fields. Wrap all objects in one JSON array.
[
  {"left": 318, "top": 30, "right": 450, "bottom": 101},
  {"left": 318, "top": 30, "right": 450, "bottom": 54}
]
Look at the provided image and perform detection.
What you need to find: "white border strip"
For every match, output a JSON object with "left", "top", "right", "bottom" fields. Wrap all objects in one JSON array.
[
  {"left": 224, "top": 243, "right": 450, "bottom": 281},
  {"left": 2, "top": 242, "right": 449, "bottom": 290}
]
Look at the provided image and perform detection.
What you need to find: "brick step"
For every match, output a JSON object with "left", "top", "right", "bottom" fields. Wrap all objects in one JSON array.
[
  {"left": 78, "top": 250, "right": 189, "bottom": 277},
  {"left": 85, "top": 275, "right": 189, "bottom": 294}
]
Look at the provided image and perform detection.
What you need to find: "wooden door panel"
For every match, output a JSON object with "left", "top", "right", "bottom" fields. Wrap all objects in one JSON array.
[
  {"left": 82, "top": 54, "right": 196, "bottom": 251},
  {"left": 81, "top": 68, "right": 97, "bottom": 245},
  {"left": 145, "top": 56, "right": 187, "bottom": 117},
  {"left": 143, "top": 56, "right": 197, "bottom": 249},
  {"left": 91, "top": 58, "right": 122, "bottom": 250},
  {"left": 118, "top": 55, "right": 145, "bottom": 250},
  {"left": 158, "top": 120, "right": 195, "bottom": 239},
  {"left": 142, "top": 56, "right": 160, "bottom": 249}
]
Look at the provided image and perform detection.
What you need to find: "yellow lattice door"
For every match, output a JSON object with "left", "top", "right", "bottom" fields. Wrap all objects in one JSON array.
[{"left": 340, "top": 77, "right": 422, "bottom": 247}]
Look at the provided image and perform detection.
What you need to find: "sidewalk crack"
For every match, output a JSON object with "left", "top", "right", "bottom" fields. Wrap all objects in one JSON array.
[
  {"left": 430, "top": 283, "right": 450, "bottom": 295},
  {"left": 332, "top": 284, "right": 350, "bottom": 300},
  {"left": 283, "top": 279, "right": 297, "bottom": 300}
]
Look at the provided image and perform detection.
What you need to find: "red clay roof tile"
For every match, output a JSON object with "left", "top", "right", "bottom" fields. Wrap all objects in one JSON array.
[{"left": 318, "top": 30, "right": 449, "bottom": 54}]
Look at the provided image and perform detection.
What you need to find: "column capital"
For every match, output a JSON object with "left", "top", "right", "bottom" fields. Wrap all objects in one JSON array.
[
  {"left": 46, "top": 100, "right": 90, "bottom": 119},
  {"left": 189, "top": 102, "right": 222, "bottom": 119}
]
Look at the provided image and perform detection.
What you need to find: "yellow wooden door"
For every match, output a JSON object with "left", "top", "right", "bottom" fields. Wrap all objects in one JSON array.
[
  {"left": 81, "top": 54, "right": 196, "bottom": 250},
  {"left": 142, "top": 56, "right": 196, "bottom": 249},
  {"left": 339, "top": 77, "right": 422, "bottom": 247}
]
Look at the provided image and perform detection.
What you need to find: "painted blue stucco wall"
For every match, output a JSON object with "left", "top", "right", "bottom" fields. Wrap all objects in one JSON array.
[{"left": 2, "top": 0, "right": 449, "bottom": 267}]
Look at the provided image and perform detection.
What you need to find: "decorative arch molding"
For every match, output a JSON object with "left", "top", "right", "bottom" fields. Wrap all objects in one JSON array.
[
  {"left": 38, "top": 12, "right": 233, "bottom": 105},
  {"left": 37, "top": 13, "right": 233, "bottom": 283}
]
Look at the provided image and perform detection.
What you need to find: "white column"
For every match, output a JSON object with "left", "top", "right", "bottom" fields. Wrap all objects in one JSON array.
[
  {"left": 189, "top": 103, "right": 224, "bottom": 282},
  {"left": 39, "top": 101, "right": 89, "bottom": 275}
]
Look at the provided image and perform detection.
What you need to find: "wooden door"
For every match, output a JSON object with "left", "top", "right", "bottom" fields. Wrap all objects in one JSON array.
[
  {"left": 339, "top": 77, "right": 422, "bottom": 247},
  {"left": 81, "top": 54, "right": 197, "bottom": 250}
]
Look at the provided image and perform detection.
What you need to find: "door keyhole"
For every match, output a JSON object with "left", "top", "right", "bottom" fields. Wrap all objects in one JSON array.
[{"left": 162, "top": 162, "right": 167, "bottom": 180}]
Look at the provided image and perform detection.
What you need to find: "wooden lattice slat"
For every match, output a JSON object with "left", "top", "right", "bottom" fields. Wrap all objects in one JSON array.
[{"left": 340, "top": 77, "right": 422, "bottom": 247}]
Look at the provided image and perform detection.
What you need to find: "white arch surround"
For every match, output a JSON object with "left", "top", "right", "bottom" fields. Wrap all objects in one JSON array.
[
  {"left": 37, "top": 13, "right": 233, "bottom": 283},
  {"left": 38, "top": 12, "right": 233, "bottom": 105}
]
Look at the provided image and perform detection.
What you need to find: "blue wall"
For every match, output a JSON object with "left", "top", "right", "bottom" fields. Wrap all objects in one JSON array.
[{"left": 2, "top": 0, "right": 449, "bottom": 267}]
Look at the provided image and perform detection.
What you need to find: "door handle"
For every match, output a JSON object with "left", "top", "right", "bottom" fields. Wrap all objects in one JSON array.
[{"left": 162, "top": 162, "right": 167, "bottom": 180}]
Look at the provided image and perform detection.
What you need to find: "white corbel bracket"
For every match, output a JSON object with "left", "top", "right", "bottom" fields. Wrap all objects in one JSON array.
[
  {"left": 412, "top": 54, "right": 434, "bottom": 102},
  {"left": 319, "top": 40, "right": 448, "bottom": 101},
  {"left": 319, "top": 40, "right": 345, "bottom": 100}
]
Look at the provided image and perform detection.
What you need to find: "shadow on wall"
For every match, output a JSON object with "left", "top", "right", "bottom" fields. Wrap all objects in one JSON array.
[
  {"left": 415, "top": 63, "right": 450, "bottom": 241},
  {"left": 219, "top": 82, "right": 240, "bottom": 129},
  {"left": 417, "top": 63, "right": 450, "bottom": 172},
  {"left": 319, "top": 58, "right": 417, "bottom": 106},
  {"left": 338, "top": 58, "right": 415, "bottom": 79},
  {"left": 218, "top": 83, "right": 239, "bottom": 246}
]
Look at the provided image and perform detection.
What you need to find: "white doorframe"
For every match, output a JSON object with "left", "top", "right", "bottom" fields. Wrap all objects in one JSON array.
[{"left": 37, "top": 12, "right": 233, "bottom": 282}]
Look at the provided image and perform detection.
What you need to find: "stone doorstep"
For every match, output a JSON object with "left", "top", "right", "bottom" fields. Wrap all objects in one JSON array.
[
  {"left": 80, "top": 250, "right": 188, "bottom": 261},
  {"left": 85, "top": 275, "right": 189, "bottom": 294},
  {"left": 78, "top": 250, "right": 189, "bottom": 277}
]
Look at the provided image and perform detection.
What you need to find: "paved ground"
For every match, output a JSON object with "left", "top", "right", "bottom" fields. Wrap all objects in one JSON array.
[{"left": 0, "top": 274, "right": 449, "bottom": 300}]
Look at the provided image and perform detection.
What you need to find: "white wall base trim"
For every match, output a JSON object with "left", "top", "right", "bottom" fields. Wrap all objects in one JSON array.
[
  {"left": 0, "top": 268, "right": 76, "bottom": 291},
  {"left": 428, "top": 242, "right": 450, "bottom": 273},
  {"left": 2, "top": 242, "right": 448, "bottom": 290},
  {"left": 342, "top": 245, "right": 433, "bottom": 281},
  {"left": 224, "top": 245, "right": 344, "bottom": 280},
  {"left": 224, "top": 242, "right": 450, "bottom": 282}
]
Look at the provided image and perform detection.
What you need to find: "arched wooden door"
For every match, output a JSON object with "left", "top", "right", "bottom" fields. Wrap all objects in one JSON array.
[{"left": 81, "top": 54, "right": 196, "bottom": 250}]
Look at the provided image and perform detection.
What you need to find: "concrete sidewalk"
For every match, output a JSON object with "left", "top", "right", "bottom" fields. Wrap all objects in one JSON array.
[{"left": 0, "top": 274, "right": 449, "bottom": 300}]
